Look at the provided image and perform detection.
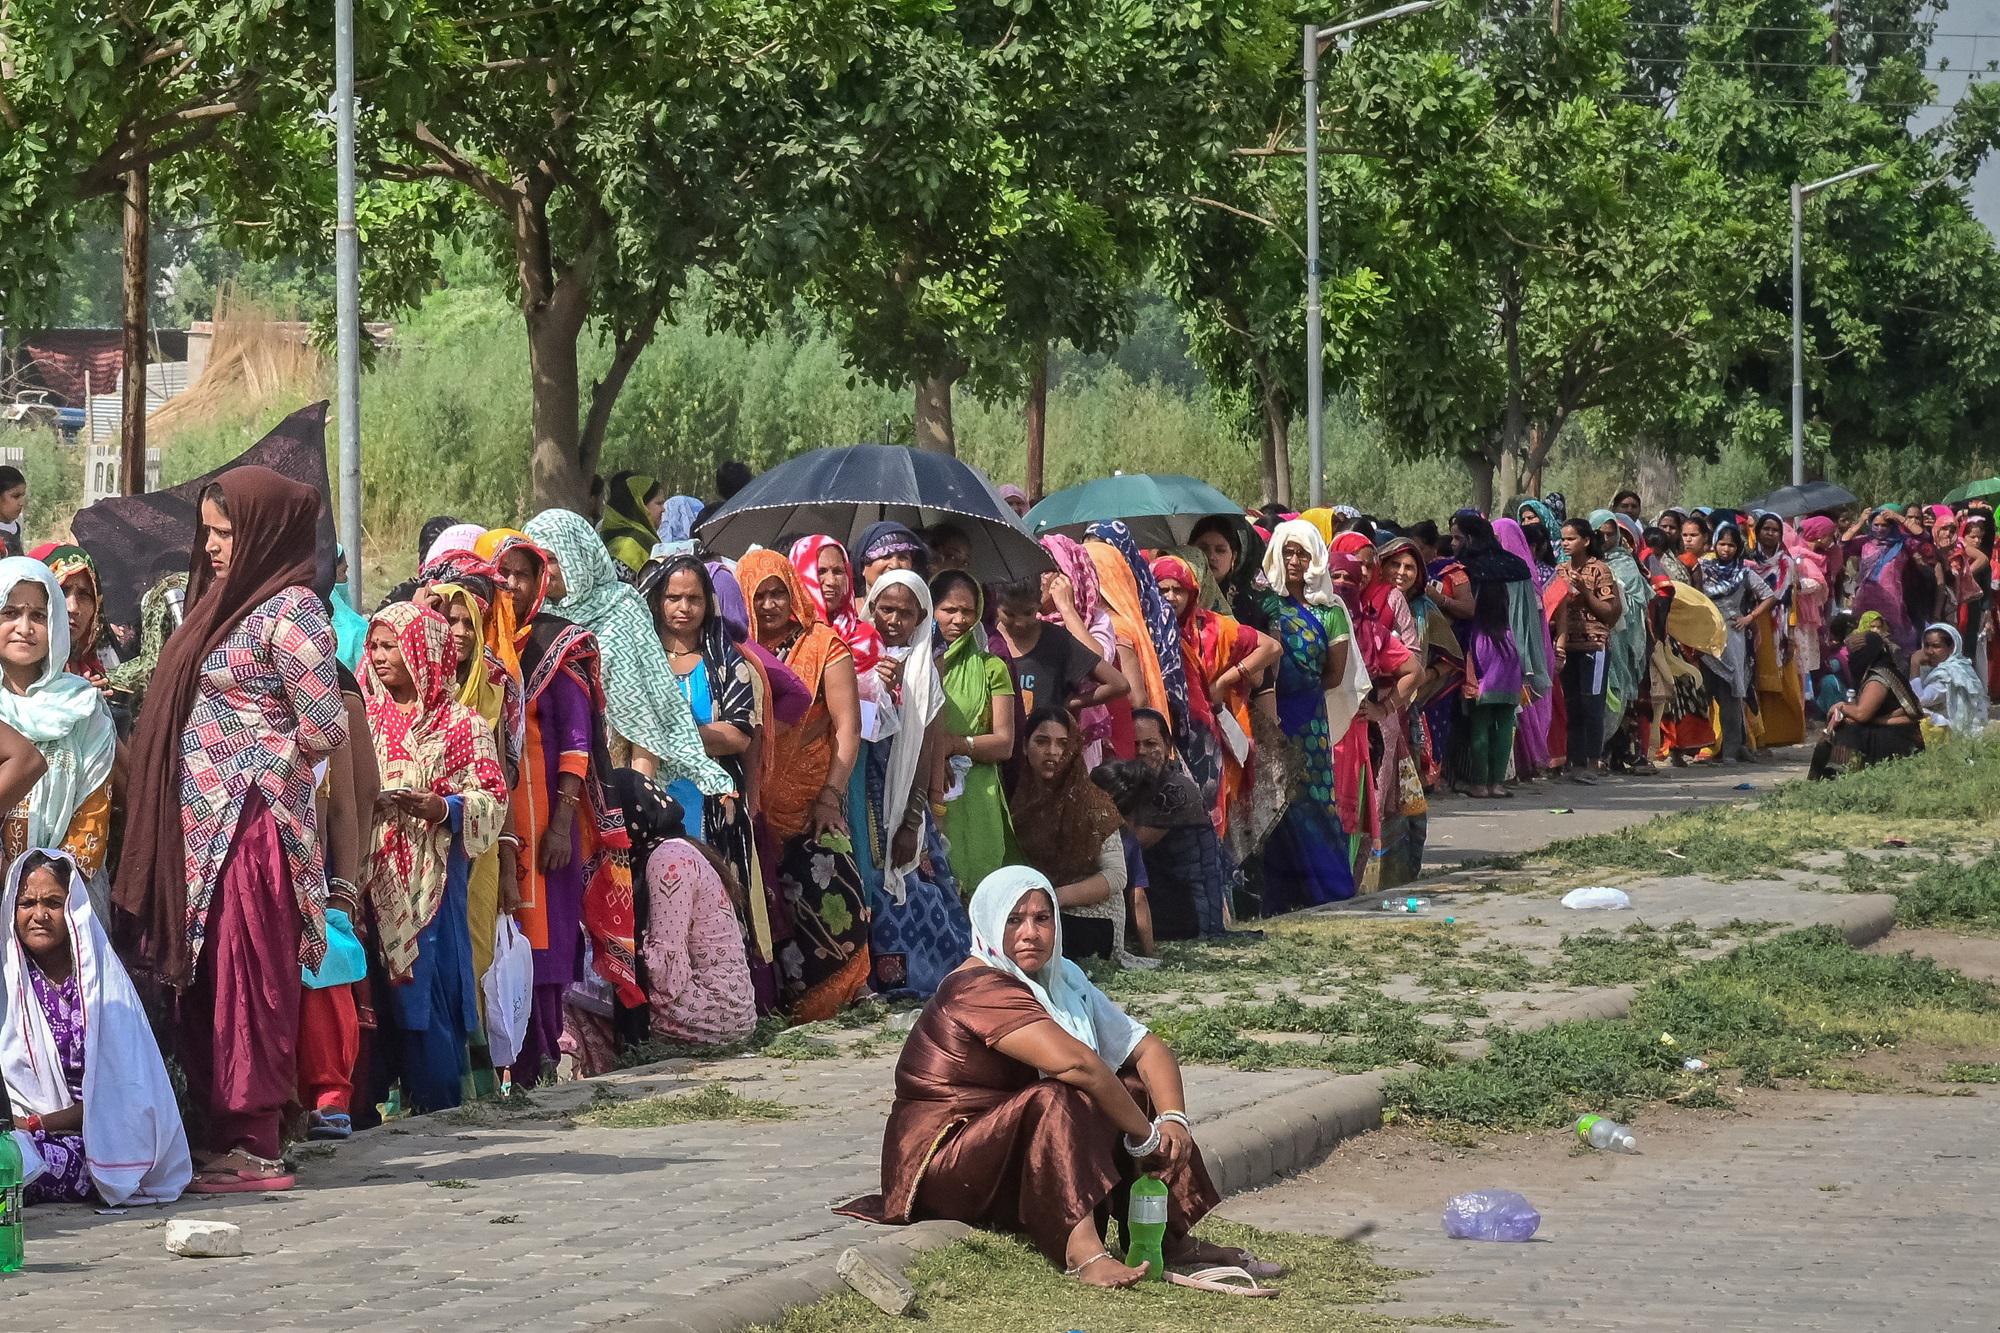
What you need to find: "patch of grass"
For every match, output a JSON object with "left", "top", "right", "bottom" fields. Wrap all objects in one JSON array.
[
  {"left": 1942, "top": 1061, "right": 2000, "bottom": 1083},
  {"left": 1385, "top": 927, "right": 2000, "bottom": 1129},
  {"left": 749, "top": 1222, "right": 1424, "bottom": 1333},
  {"left": 1557, "top": 920, "right": 1708, "bottom": 987},
  {"left": 573, "top": 1083, "right": 794, "bottom": 1128},
  {"left": 1144, "top": 992, "right": 1453, "bottom": 1072},
  {"left": 1540, "top": 738, "right": 2000, "bottom": 881},
  {"left": 762, "top": 1023, "right": 845, "bottom": 1061},
  {"left": 1889, "top": 854, "right": 2000, "bottom": 930},
  {"left": 613, "top": 1013, "right": 792, "bottom": 1069}
]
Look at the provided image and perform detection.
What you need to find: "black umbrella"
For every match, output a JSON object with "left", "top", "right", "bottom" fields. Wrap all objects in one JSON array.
[
  {"left": 695, "top": 445, "right": 1051, "bottom": 581},
  {"left": 1743, "top": 480, "right": 1859, "bottom": 519}
]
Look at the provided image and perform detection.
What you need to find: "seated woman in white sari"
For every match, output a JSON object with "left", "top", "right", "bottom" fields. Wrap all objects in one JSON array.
[{"left": 1, "top": 848, "right": 191, "bottom": 1205}]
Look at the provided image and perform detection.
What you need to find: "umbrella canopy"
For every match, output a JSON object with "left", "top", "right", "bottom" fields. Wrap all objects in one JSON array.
[
  {"left": 1025, "top": 473, "right": 1245, "bottom": 549},
  {"left": 695, "top": 445, "right": 1050, "bottom": 582},
  {"left": 1743, "top": 480, "right": 1859, "bottom": 519},
  {"left": 1943, "top": 477, "right": 2000, "bottom": 504}
]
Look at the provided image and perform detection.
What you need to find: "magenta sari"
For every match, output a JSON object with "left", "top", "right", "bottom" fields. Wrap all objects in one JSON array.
[{"left": 1495, "top": 518, "right": 1556, "bottom": 774}]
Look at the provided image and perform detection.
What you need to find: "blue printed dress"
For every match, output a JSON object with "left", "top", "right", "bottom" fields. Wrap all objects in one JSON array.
[{"left": 1257, "top": 594, "right": 1357, "bottom": 912}]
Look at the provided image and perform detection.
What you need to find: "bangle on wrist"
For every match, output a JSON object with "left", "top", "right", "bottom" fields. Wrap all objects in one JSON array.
[
  {"left": 1157, "top": 1110, "right": 1191, "bottom": 1131},
  {"left": 1122, "top": 1119, "right": 1164, "bottom": 1158}
]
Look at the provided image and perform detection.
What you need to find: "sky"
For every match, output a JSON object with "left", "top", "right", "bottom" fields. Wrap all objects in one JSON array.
[{"left": 1918, "top": 0, "right": 2000, "bottom": 228}]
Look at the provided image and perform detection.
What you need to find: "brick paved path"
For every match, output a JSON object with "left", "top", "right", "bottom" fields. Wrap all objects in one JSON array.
[{"left": 1222, "top": 1090, "right": 2000, "bottom": 1331}]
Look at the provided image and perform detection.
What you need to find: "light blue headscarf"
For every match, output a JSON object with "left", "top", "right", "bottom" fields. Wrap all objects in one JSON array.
[
  {"left": 0, "top": 559, "right": 118, "bottom": 852},
  {"left": 657, "top": 495, "right": 704, "bottom": 547},
  {"left": 966, "top": 866, "right": 1147, "bottom": 1067},
  {"left": 331, "top": 544, "right": 368, "bottom": 670}
]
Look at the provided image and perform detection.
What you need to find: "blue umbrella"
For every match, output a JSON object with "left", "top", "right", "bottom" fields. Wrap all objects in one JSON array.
[{"left": 1025, "top": 473, "right": 1245, "bottom": 548}]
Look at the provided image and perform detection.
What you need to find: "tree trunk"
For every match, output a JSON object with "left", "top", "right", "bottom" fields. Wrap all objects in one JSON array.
[
  {"left": 1024, "top": 345, "right": 1048, "bottom": 500},
  {"left": 1498, "top": 265, "right": 1526, "bottom": 478},
  {"left": 1632, "top": 435, "right": 1679, "bottom": 512},
  {"left": 524, "top": 293, "right": 590, "bottom": 512},
  {"left": 119, "top": 164, "right": 148, "bottom": 496},
  {"left": 1523, "top": 423, "right": 1546, "bottom": 497},
  {"left": 914, "top": 370, "right": 959, "bottom": 453},
  {"left": 1247, "top": 343, "right": 1291, "bottom": 508},
  {"left": 1496, "top": 449, "right": 1524, "bottom": 510},
  {"left": 1465, "top": 449, "right": 1496, "bottom": 514}
]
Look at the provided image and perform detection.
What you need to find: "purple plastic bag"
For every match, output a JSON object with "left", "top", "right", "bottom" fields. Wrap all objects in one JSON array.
[{"left": 1442, "top": 1189, "right": 1541, "bottom": 1241}]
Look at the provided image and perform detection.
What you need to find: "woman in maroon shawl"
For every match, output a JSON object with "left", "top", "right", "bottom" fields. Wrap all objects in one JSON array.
[
  {"left": 113, "top": 466, "right": 348, "bottom": 1192},
  {"left": 838, "top": 865, "right": 1280, "bottom": 1291}
]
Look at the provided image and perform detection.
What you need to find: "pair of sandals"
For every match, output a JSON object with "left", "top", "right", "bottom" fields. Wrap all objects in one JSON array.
[
  {"left": 1064, "top": 1246, "right": 1283, "bottom": 1298},
  {"left": 188, "top": 1149, "right": 294, "bottom": 1195}
]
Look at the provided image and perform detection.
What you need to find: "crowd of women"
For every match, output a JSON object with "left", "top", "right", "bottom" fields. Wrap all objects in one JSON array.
[{"left": 0, "top": 458, "right": 1990, "bottom": 1222}]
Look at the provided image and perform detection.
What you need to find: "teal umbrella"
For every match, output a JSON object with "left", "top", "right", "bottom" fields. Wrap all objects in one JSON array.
[
  {"left": 1943, "top": 477, "right": 2000, "bottom": 504},
  {"left": 1025, "top": 473, "right": 1246, "bottom": 548}
]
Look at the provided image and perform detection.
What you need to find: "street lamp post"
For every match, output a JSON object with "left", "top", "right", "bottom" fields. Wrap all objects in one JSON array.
[
  {"left": 334, "top": 0, "right": 364, "bottom": 603},
  {"left": 1303, "top": 1, "right": 1439, "bottom": 508},
  {"left": 1791, "top": 162, "right": 1883, "bottom": 487}
]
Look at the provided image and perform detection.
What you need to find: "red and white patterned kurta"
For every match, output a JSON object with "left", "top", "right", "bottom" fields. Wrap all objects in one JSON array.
[{"left": 179, "top": 585, "right": 347, "bottom": 973}]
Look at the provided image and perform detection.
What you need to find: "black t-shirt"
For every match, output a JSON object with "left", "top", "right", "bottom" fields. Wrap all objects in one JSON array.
[{"left": 1008, "top": 622, "right": 1096, "bottom": 717}]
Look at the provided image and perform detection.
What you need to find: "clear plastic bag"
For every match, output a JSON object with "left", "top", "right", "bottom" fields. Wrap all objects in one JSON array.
[{"left": 1442, "top": 1189, "right": 1542, "bottom": 1241}]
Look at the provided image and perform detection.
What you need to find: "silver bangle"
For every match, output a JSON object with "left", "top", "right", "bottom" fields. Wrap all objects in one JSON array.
[
  {"left": 1123, "top": 1120, "right": 1163, "bottom": 1158},
  {"left": 1157, "top": 1111, "right": 1191, "bottom": 1132}
]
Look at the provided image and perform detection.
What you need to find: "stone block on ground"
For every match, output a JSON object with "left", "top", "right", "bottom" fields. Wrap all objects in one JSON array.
[
  {"left": 837, "top": 1245, "right": 917, "bottom": 1315},
  {"left": 165, "top": 1219, "right": 243, "bottom": 1259}
]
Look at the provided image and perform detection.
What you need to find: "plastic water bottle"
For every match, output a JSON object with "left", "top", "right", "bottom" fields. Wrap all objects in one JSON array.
[
  {"left": 1575, "top": 1113, "right": 1638, "bottom": 1153},
  {"left": 1380, "top": 896, "right": 1430, "bottom": 914},
  {"left": 0, "top": 1089, "right": 23, "bottom": 1273},
  {"left": 1124, "top": 1174, "right": 1169, "bottom": 1280}
]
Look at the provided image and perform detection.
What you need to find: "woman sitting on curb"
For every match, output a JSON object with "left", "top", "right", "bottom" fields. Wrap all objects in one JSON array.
[{"left": 836, "top": 866, "right": 1280, "bottom": 1291}]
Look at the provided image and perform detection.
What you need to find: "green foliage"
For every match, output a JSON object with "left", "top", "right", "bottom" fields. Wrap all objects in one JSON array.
[
  {"left": 1888, "top": 856, "right": 2000, "bottom": 932},
  {"left": 1388, "top": 927, "right": 2000, "bottom": 1128},
  {"left": 19, "top": 428, "right": 83, "bottom": 537},
  {"left": 1942, "top": 1062, "right": 2000, "bottom": 1084}
]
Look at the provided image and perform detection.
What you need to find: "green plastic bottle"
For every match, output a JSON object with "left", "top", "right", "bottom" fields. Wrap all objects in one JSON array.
[
  {"left": 1124, "top": 1173, "right": 1169, "bottom": 1280},
  {"left": 0, "top": 1085, "right": 24, "bottom": 1274}
]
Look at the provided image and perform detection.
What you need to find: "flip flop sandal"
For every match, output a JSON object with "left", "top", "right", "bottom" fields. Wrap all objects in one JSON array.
[
  {"left": 307, "top": 1111, "right": 353, "bottom": 1141},
  {"left": 1166, "top": 1266, "right": 1278, "bottom": 1298},
  {"left": 188, "top": 1167, "right": 297, "bottom": 1195}
]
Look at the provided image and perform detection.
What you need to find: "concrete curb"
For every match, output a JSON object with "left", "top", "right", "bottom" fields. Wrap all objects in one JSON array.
[{"left": 622, "top": 892, "right": 1908, "bottom": 1331}]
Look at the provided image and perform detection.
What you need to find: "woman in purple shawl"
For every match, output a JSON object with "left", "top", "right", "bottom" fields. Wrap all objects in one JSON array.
[{"left": 1494, "top": 517, "right": 1558, "bottom": 780}]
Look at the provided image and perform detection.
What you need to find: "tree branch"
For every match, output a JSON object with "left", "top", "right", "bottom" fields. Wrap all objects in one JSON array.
[
  {"left": 1185, "top": 194, "right": 1307, "bottom": 260},
  {"left": 405, "top": 122, "right": 519, "bottom": 213},
  {"left": 579, "top": 289, "right": 670, "bottom": 465}
]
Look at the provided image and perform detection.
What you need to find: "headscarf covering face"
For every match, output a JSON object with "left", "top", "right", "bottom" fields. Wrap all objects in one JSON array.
[
  {"left": 1038, "top": 533, "right": 1104, "bottom": 628},
  {"left": 0, "top": 848, "right": 193, "bottom": 1205},
  {"left": 1085, "top": 520, "right": 1190, "bottom": 729},
  {"left": 1189, "top": 514, "right": 1267, "bottom": 613},
  {"left": 610, "top": 765, "right": 687, "bottom": 864},
  {"left": 1084, "top": 540, "right": 1170, "bottom": 718},
  {"left": 524, "top": 508, "right": 732, "bottom": 796},
  {"left": 1799, "top": 515, "right": 1836, "bottom": 545},
  {"left": 113, "top": 465, "right": 324, "bottom": 988},
  {"left": 788, "top": 535, "right": 882, "bottom": 672},
  {"left": 998, "top": 483, "right": 1029, "bottom": 512},
  {"left": 1699, "top": 520, "right": 1750, "bottom": 598},
  {"left": 599, "top": 471, "right": 663, "bottom": 573},
  {"left": 862, "top": 570, "right": 943, "bottom": 903},
  {"left": 427, "top": 579, "right": 504, "bottom": 717},
  {"left": 31, "top": 544, "right": 106, "bottom": 671},
  {"left": 1008, "top": 708, "right": 1125, "bottom": 887},
  {"left": 1920, "top": 621, "right": 1990, "bottom": 736},
  {"left": 656, "top": 494, "right": 704, "bottom": 547},
  {"left": 1262, "top": 518, "right": 1338, "bottom": 607},
  {"left": 0, "top": 559, "right": 117, "bottom": 852},
  {"left": 854, "top": 521, "right": 927, "bottom": 571},
  {"left": 473, "top": 526, "right": 547, "bottom": 661},
  {"left": 965, "top": 865, "right": 1146, "bottom": 1066},
  {"left": 1149, "top": 554, "right": 1201, "bottom": 625},
  {"left": 1516, "top": 497, "right": 1559, "bottom": 537},
  {"left": 1330, "top": 530, "right": 1374, "bottom": 561},
  {"left": 738, "top": 545, "right": 821, "bottom": 646},
  {"left": 360, "top": 601, "right": 508, "bottom": 981}
]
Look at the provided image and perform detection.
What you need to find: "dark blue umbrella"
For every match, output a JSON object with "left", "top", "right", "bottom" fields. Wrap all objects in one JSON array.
[{"left": 695, "top": 445, "right": 1051, "bottom": 580}]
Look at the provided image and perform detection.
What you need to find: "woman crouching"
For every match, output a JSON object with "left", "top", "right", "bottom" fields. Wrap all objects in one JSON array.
[{"left": 838, "top": 865, "right": 1274, "bottom": 1287}]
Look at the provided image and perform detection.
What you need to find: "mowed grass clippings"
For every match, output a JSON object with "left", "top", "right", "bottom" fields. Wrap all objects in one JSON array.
[
  {"left": 573, "top": 1083, "right": 793, "bottom": 1129},
  {"left": 1385, "top": 927, "right": 2000, "bottom": 1130},
  {"left": 750, "top": 1222, "right": 1427, "bottom": 1333}
]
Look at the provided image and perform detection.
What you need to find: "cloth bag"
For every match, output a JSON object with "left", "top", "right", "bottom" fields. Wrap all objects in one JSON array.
[
  {"left": 481, "top": 915, "right": 534, "bottom": 1068},
  {"left": 301, "top": 907, "right": 367, "bottom": 989}
]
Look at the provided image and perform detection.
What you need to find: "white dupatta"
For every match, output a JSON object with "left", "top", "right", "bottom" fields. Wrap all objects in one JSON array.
[{"left": 0, "top": 848, "right": 191, "bottom": 1205}]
